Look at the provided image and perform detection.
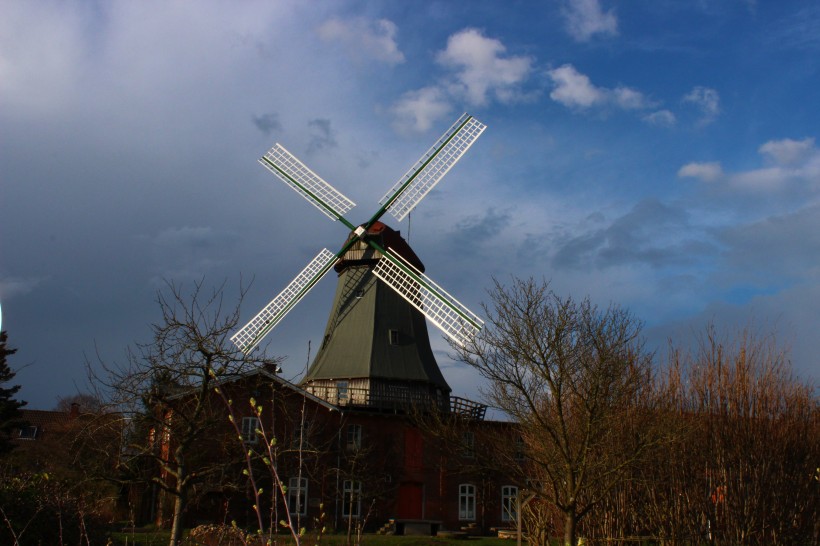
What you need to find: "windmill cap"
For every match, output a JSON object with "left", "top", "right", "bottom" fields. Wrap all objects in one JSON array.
[{"left": 334, "top": 221, "right": 425, "bottom": 274}]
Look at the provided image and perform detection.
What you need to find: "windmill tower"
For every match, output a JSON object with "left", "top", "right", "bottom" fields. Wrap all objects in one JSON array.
[
  {"left": 232, "top": 114, "right": 486, "bottom": 413},
  {"left": 304, "top": 221, "right": 451, "bottom": 410}
]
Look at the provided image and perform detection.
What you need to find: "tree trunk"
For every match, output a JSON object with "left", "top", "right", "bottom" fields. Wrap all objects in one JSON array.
[
  {"left": 563, "top": 510, "right": 577, "bottom": 546},
  {"left": 169, "top": 484, "right": 187, "bottom": 546},
  {"left": 169, "top": 458, "right": 188, "bottom": 546}
]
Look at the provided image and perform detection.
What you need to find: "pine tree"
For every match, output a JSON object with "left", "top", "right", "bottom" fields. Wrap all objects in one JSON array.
[{"left": 0, "top": 331, "right": 26, "bottom": 454}]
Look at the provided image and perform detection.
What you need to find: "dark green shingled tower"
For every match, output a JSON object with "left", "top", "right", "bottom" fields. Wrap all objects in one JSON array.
[{"left": 301, "top": 222, "right": 450, "bottom": 411}]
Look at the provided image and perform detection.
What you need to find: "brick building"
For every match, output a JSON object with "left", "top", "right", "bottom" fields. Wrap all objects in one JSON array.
[{"left": 151, "top": 223, "right": 521, "bottom": 534}]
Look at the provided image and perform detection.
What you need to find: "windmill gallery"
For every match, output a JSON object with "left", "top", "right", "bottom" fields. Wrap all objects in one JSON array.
[{"left": 140, "top": 115, "right": 523, "bottom": 534}]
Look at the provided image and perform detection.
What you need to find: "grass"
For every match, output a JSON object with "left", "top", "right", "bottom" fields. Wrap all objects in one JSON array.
[{"left": 108, "top": 529, "right": 515, "bottom": 546}]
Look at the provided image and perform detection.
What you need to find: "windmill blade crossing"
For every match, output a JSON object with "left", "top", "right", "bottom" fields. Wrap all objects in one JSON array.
[
  {"left": 377, "top": 113, "right": 486, "bottom": 223},
  {"left": 372, "top": 247, "right": 484, "bottom": 347},
  {"left": 234, "top": 113, "right": 486, "bottom": 352},
  {"left": 232, "top": 248, "right": 338, "bottom": 354},
  {"left": 260, "top": 144, "right": 356, "bottom": 223}
]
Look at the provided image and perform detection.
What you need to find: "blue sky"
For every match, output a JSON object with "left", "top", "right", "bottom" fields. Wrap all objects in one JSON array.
[{"left": 2, "top": 0, "right": 819, "bottom": 408}]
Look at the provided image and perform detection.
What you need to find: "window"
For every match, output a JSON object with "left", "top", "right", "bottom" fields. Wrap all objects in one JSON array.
[
  {"left": 459, "top": 484, "right": 476, "bottom": 520},
  {"left": 291, "top": 420, "right": 311, "bottom": 449},
  {"left": 241, "top": 416, "right": 259, "bottom": 444},
  {"left": 18, "top": 425, "right": 38, "bottom": 440},
  {"left": 336, "top": 381, "right": 349, "bottom": 404},
  {"left": 514, "top": 436, "right": 525, "bottom": 462},
  {"left": 462, "top": 431, "right": 475, "bottom": 459},
  {"left": 288, "top": 477, "right": 308, "bottom": 516},
  {"left": 346, "top": 424, "right": 362, "bottom": 451},
  {"left": 342, "top": 480, "right": 362, "bottom": 518},
  {"left": 501, "top": 485, "right": 518, "bottom": 522},
  {"left": 388, "top": 329, "right": 400, "bottom": 345}
]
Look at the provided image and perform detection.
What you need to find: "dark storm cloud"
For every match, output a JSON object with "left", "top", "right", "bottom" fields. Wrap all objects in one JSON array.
[
  {"left": 252, "top": 113, "right": 282, "bottom": 136},
  {"left": 449, "top": 208, "right": 513, "bottom": 251},
  {"left": 307, "top": 118, "right": 337, "bottom": 154},
  {"left": 718, "top": 203, "right": 820, "bottom": 277},
  {"left": 552, "top": 198, "right": 715, "bottom": 270}
]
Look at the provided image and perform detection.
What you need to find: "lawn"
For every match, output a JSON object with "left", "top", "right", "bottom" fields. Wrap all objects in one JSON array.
[{"left": 109, "top": 529, "right": 517, "bottom": 546}]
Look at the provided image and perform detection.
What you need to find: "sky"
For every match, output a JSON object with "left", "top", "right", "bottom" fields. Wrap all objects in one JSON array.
[{"left": 2, "top": 0, "right": 819, "bottom": 409}]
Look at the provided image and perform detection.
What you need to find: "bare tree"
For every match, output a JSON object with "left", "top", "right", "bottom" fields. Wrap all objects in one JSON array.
[
  {"left": 653, "top": 325, "right": 820, "bottom": 545},
  {"left": 92, "top": 280, "right": 278, "bottom": 546},
  {"left": 455, "top": 278, "right": 660, "bottom": 546}
]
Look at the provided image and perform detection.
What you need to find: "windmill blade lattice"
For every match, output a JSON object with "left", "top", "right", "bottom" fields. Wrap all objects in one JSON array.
[
  {"left": 372, "top": 246, "right": 484, "bottom": 347},
  {"left": 231, "top": 248, "right": 337, "bottom": 354},
  {"left": 233, "top": 113, "right": 486, "bottom": 354},
  {"left": 259, "top": 144, "right": 356, "bottom": 222},
  {"left": 378, "top": 113, "right": 486, "bottom": 222}
]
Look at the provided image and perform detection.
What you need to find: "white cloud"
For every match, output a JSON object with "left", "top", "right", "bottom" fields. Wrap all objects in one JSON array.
[
  {"left": 643, "top": 109, "right": 677, "bottom": 127},
  {"left": 683, "top": 86, "right": 721, "bottom": 125},
  {"left": 759, "top": 137, "right": 815, "bottom": 166},
  {"left": 391, "top": 87, "right": 453, "bottom": 133},
  {"left": 435, "top": 28, "right": 533, "bottom": 106},
  {"left": 730, "top": 167, "right": 794, "bottom": 192},
  {"left": 679, "top": 137, "right": 820, "bottom": 193},
  {"left": 548, "top": 64, "right": 606, "bottom": 108},
  {"left": 613, "top": 86, "right": 653, "bottom": 110},
  {"left": 562, "top": 0, "right": 619, "bottom": 42},
  {"left": 548, "top": 64, "right": 654, "bottom": 113},
  {"left": 678, "top": 161, "right": 724, "bottom": 182},
  {"left": 317, "top": 17, "right": 405, "bottom": 65}
]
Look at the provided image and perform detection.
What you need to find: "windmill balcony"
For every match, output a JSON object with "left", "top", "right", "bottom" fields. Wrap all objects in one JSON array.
[{"left": 302, "top": 384, "right": 487, "bottom": 419}]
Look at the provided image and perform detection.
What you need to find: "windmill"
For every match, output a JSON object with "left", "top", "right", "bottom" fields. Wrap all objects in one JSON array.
[{"left": 232, "top": 114, "right": 486, "bottom": 408}]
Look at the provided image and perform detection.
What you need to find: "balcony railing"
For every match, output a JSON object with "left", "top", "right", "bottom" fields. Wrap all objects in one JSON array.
[{"left": 302, "top": 384, "right": 487, "bottom": 420}]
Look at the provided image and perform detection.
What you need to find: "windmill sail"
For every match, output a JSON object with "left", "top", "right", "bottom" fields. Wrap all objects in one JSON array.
[
  {"left": 377, "top": 113, "right": 486, "bottom": 222},
  {"left": 372, "top": 246, "right": 484, "bottom": 347},
  {"left": 234, "top": 113, "right": 486, "bottom": 354},
  {"left": 260, "top": 144, "right": 356, "bottom": 222},
  {"left": 232, "top": 248, "right": 337, "bottom": 354}
]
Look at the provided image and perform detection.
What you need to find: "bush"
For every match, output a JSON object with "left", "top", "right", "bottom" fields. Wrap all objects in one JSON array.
[{"left": 0, "top": 471, "right": 108, "bottom": 545}]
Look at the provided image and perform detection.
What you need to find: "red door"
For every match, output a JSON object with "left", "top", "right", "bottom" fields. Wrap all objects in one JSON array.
[{"left": 396, "top": 482, "right": 424, "bottom": 519}]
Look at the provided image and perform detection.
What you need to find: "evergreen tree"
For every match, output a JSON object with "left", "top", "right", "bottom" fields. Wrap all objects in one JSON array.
[{"left": 0, "top": 331, "right": 26, "bottom": 454}]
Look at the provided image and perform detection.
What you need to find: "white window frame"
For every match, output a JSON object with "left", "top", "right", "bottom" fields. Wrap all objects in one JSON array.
[
  {"left": 241, "top": 416, "right": 259, "bottom": 444},
  {"left": 459, "top": 483, "right": 476, "bottom": 521},
  {"left": 501, "top": 485, "right": 518, "bottom": 522},
  {"left": 18, "top": 425, "right": 38, "bottom": 440},
  {"left": 288, "top": 476, "right": 308, "bottom": 516},
  {"left": 346, "top": 424, "right": 362, "bottom": 451},
  {"left": 342, "top": 480, "right": 362, "bottom": 518}
]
